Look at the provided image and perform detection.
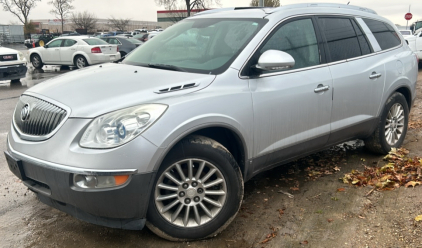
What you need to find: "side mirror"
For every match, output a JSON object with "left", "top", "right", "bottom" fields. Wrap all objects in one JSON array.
[
  {"left": 253, "top": 50, "right": 295, "bottom": 71},
  {"left": 44, "top": 45, "right": 48, "bottom": 48}
]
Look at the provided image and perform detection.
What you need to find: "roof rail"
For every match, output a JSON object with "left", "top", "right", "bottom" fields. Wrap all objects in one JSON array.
[
  {"left": 194, "top": 8, "right": 235, "bottom": 16},
  {"left": 268, "top": 3, "right": 377, "bottom": 15},
  {"left": 194, "top": 7, "right": 270, "bottom": 16}
]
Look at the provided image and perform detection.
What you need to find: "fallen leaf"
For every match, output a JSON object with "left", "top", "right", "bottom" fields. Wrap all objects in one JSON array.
[
  {"left": 415, "top": 215, "right": 422, "bottom": 221},
  {"left": 290, "top": 187, "right": 300, "bottom": 191},
  {"left": 405, "top": 181, "right": 421, "bottom": 188},
  {"left": 334, "top": 166, "right": 341, "bottom": 171},
  {"left": 337, "top": 188, "right": 345, "bottom": 192},
  {"left": 327, "top": 218, "right": 334, "bottom": 222},
  {"left": 300, "top": 240, "right": 309, "bottom": 245}
]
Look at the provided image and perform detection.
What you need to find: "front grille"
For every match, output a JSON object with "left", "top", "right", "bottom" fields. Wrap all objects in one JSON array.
[
  {"left": 0, "top": 54, "right": 17, "bottom": 61},
  {"left": 14, "top": 95, "right": 67, "bottom": 137}
]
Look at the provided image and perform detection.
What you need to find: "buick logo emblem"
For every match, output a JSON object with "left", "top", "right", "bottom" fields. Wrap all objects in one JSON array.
[{"left": 21, "top": 104, "right": 30, "bottom": 121}]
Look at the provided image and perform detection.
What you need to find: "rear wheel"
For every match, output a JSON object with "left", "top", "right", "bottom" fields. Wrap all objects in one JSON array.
[
  {"left": 31, "top": 54, "right": 43, "bottom": 69},
  {"left": 146, "top": 135, "right": 243, "bottom": 241},
  {"left": 10, "top": 79, "right": 21, "bottom": 83},
  {"left": 74, "top": 55, "right": 88, "bottom": 69},
  {"left": 119, "top": 51, "right": 127, "bottom": 58},
  {"left": 365, "top": 92, "right": 409, "bottom": 154}
]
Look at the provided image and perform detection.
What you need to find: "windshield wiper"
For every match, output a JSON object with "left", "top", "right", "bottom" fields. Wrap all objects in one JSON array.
[{"left": 148, "top": 63, "right": 186, "bottom": 72}]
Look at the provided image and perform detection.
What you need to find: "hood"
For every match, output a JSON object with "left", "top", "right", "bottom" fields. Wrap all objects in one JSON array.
[
  {"left": 26, "top": 63, "right": 216, "bottom": 118},
  {"left": 0, "top": 47, "right": 19, "bottom": 55}
]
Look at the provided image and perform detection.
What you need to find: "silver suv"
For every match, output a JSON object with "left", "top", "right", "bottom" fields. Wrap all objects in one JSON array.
[{"left": 4, "top": 3, "right": 418, "bottom": 241}]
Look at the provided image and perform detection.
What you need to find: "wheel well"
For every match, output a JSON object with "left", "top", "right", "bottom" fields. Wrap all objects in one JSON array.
[
  {"left": 190, "top": 127, "right": 246, "bottom": 179},
  {"left": 395, "top": 87, "right": 412, "bottom": 110}
]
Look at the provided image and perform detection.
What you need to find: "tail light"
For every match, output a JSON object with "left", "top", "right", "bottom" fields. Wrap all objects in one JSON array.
[
  {"left": 117, "top": 46, "right": 119, "bottom": 52},
  {"left": 91, "top": 47, "right": 102, "bottom": 53},
  {"left": 416, "top": 54, "right": 419, "bottom": 64}
]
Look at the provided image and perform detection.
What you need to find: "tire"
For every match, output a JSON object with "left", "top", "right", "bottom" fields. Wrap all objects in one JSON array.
[
  {"left": 119, "top": 51, "right": 127, "bottom": 58},
  {"left": 31, "top": 54, "right": 43, "bottom": 69},
  {"left": 365, "top": 92, "right": 409, "bottom": 154},
  {"left": 74, "top": 55, "right": 88, "bottom": 69},
  {"left": 146, "top": 135, "right": 243, "bottom": 241},
  {"left": 10, "top": 79, "right": 21, "bottom": 83}
]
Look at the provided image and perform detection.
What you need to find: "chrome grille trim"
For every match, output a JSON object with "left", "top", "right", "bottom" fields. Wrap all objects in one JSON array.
[{"left": 12, "top": 94, "right": 71, "bottom": 141}]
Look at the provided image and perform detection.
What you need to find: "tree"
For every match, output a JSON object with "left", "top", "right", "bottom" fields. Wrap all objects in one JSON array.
[
  {"left": 108, "top": 16, "right": 131, "bottom": 31},
  {"left": 155, "top": 0, "right": 220, "bottom": 18},
  {"left": 250, "top": 0, "right": 280, "bottom": 7},
  {"left": 0, "top": 0, "right": 41, "bottom": 33},
  {"left": 49, "top": 0, "right": 74, "bottom": 33},
  {"left": 70, "top": 11, "right": 97, "bottom": 32}
]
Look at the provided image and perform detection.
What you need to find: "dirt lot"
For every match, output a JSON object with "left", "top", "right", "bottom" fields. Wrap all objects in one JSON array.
[{"left": 1, "top": 67, "right": 422, "bottom": 248}]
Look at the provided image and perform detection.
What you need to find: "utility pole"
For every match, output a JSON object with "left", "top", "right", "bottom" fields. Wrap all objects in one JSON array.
[
  {"left": 259, "top": 0, "right": 264, "bottom": 7},
  {"left": 406, "top": 5, "right": 411, "bottom": 30}
]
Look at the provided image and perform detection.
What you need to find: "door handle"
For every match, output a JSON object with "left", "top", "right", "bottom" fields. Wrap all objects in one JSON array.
[
  {"left": 369, "top": 71, "right": 382, "bottom": 79},
  {"left": 314, "top": 84, "right": 330, "bottom": 93}
]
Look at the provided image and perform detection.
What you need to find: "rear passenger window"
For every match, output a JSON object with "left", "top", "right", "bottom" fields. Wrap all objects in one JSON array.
[
  {"left": 362, "top": 19, "right": 401, "bottom": 50},
  {"left": 259, "top": 18, "right": 320, "bottom": 71},
  {"left": 318, "top": 18, "right": 362, "bottom": 62},
  {"left": 351, "top": 19, "right": 372, "bottom": 55}
]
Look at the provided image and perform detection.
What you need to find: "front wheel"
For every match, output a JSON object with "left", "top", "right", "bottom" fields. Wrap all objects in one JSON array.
[
  {"left": 146, "top": 135, "right": 243, "bottom": 241},
  {"left": 365, "top": 92, "right": 409, "bottom": 154},
  {"left": 30, "top": 54, "right": 43, "bottom": 69}
]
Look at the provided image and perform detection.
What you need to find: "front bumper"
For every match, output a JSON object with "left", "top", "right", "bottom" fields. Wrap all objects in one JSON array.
[
  {"left": 5, "top": 148, "right": 155, "bottom": 230},
  {"left": 0, "top": 63, "right": 27, "bottom": 80}
]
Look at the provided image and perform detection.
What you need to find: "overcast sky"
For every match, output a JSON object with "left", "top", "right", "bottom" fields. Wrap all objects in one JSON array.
[{"left": 0, "top": 0, "right": 420, "bottom": 27}]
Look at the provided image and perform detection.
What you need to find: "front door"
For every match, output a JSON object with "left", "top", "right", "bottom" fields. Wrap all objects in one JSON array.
[
  {"left": 248, "top": 17, "right": 333, "bottom": 174},
  {"left": 42, "top": 39, "right": 63, "bottom": 63}
]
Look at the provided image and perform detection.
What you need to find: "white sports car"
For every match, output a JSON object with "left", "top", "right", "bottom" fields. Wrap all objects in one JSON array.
[{"left": 28, "top": 37, "right": 121, "bottom": 69}]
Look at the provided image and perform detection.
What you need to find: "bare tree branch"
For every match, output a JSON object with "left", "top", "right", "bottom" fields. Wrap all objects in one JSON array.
[
  {"left": 107, "top": 16, "right": 131, "bottom": 31},
  {"left": 155, "top": 0, "right": 220, "bottom": 18},
  {"left": 250, "top": 0, "right": 280, "bottom": 7},
  {"left": 0, "top": 0, "right": 41, "bottom": 26},
  {"left": 70, "top": 11, "right": 97, "bottom": 32},
  {"left": 49, "top": 0, "right": 74, "bottom": 33}
]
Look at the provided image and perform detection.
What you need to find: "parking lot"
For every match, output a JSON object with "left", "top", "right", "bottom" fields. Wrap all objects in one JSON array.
[{"left": 0, "top": 41, "right": 422, "bottom": 247}]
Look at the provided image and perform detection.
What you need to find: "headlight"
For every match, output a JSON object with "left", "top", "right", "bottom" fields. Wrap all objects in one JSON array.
[
  {"left": 80, "top": 104, "right": 167, "bottom": 148},
  {"left": 18, "top": 51, "right": 25, "bottom": 61}
]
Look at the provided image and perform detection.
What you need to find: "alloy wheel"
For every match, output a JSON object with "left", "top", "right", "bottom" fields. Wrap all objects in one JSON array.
[
  {"left": 385, "top": 103, "right": 405, "bottom": 145},
  {"left": 154, "top": 158, "right": 227, "bottom": 228},
  {"left": 76, "top": 57, "right": 86, "bottom": 68}
]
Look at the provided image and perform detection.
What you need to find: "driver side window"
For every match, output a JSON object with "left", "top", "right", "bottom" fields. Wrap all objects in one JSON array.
[
  {"left": 48, "top": 39, "right": 63, "bottom": 48},
  {"left": 259, "top": 18, "right": 320, "bottom": 71}
]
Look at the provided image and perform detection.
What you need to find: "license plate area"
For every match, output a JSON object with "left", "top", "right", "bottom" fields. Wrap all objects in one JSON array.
[
  {"left": 4, "top": 151, "right": 26, "bottom": 180},
  {"left": 110, "top": 55, "right": 116, "bottom": 60}
]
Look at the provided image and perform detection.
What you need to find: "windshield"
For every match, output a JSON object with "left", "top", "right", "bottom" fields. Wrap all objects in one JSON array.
[
  {"left": 83, "top": 38, "right": 109, "bottom": 45},
  {"left": 123, "top": 18, "right": 267, "bottom": 74},
  {"left": 400, "top": 31, "right": 411, "bottom": 35}
]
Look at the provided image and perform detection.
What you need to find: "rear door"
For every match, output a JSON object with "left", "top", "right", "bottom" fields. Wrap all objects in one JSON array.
[
  {"left": 60, "top": 39, "right": 77, "bottom": 64},
  {"left": 317, "top": 16, "right": 385, "bottom": 144},
  {"left": 248, "top": 17, "right": 333, "bottom": 173}
]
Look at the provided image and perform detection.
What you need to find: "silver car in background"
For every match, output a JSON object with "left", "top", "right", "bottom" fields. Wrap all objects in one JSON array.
[{"left": 4, "top": 3, "right": 418, "bottom": 241}]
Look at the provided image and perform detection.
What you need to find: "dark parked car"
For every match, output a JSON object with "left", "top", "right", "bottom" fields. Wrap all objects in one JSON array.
[
  {"left": 101, "top": 36, "right": 142, "bottom": 57},
  {"left": 133, "top": 33, "right": 149, "bottom": 42}
]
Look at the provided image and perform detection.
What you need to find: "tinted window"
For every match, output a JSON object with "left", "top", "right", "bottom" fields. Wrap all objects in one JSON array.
[
  {"left": 260, "top": 18, "right": 320, "bottom": 70},
  {"left": 351, "top": 19, "right": 372, "bottom": 55},
  {"left": 363, "top": 19, "right": 401, "bottom": 50},
  {"left": 108, "top": 38, "right": 120, "bottom": 45},
  {"left": 318, "top": 18, "right": 361, "bottom": 62},
  {"left": 83, "top": 39, "right": 109, "bottom": 45},
  {"left": 63, "top": 39, "right": 77, "bottom": 47}
]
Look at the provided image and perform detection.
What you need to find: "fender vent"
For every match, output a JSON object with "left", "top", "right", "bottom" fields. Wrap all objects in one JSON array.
[{"left": 155, "top": 83, "right": 198, "bottom": 94}]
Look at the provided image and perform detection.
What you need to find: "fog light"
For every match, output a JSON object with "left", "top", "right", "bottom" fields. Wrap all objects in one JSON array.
[{"left": 73, "top": 174, "right": 130, "bottom": 189}]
